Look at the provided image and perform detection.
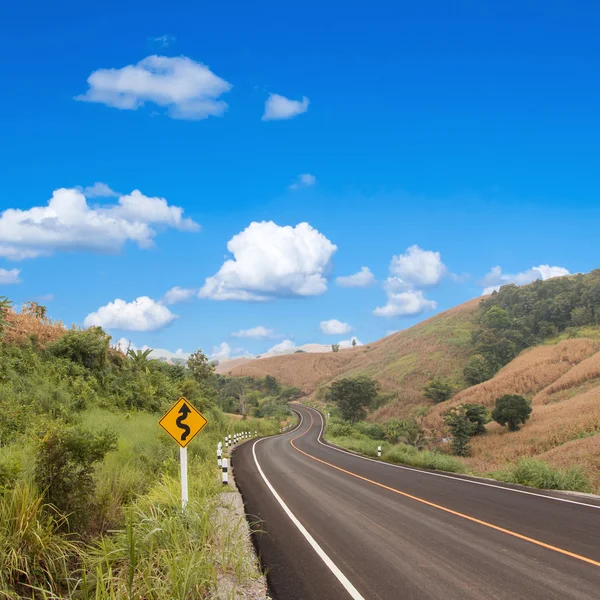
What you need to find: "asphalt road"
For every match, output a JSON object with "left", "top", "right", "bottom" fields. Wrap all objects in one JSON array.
[{"left": 233, "top": 404, "right": 600, "bottom": 600}]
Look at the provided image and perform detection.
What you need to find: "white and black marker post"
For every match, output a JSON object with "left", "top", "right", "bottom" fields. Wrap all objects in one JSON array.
[
  {"left": 222, "top": 458, "right": 229, "bottom": 484},
  {"left": 217, "top": 444, "right": 222, "bottom": 467},
  {"left": 377, "top": 445, "right": 382, "bottom": 458}
]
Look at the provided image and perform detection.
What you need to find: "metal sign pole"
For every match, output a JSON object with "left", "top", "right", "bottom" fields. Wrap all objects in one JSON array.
[{"left": 180, "top": 446, "right": 189, "bottom": 508}]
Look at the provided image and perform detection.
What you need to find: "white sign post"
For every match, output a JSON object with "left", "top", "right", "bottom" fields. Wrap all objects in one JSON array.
[{"left": 180, "top": 446, "right": 189, "bottom": 508}]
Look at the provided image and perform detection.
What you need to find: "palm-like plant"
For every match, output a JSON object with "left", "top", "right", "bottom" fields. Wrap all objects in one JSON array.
[
  {"left": 126, "top": 348, "right": 153, "bottom": 365},
  {"left": 402, "top": 428, "right": 428, "bottom": 451}
]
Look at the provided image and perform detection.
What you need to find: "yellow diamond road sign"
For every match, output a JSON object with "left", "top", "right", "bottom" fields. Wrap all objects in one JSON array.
[{"left": 159, "top": 397, "right": 208, "bottom": 448}]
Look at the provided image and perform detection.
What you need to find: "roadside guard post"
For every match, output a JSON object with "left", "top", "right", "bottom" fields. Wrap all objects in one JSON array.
[
  {"left": 159, "top": 396, "right": 208, "bottom": 509},
  {"left": 377, "top": 445, "right": 382, "bottom": 457}
]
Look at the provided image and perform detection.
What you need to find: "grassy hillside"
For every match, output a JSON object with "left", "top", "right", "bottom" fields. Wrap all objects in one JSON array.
[
  {"left": 229, "top": 297, "right": 480, "bottom": 417},
  {"left": 0, "top": 301, "right": 284, "bottom": 599}
]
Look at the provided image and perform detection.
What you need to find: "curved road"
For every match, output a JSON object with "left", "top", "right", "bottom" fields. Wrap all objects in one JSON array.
[{"left": 233, "top": 404, "right": 600, "bottom": 600}]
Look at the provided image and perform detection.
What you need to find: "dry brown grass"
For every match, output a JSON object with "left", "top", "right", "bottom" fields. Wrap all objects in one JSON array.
[
  {"left": 422, "top": 339, "right": 600, "bottom": 432},
  {"left": 227, "top": 297, "right": 481, "bottom": 417},
  {"left": 4, "top": 310, "right": 68, "bottom": 346}
]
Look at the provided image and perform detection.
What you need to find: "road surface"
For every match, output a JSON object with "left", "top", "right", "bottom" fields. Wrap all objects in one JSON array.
[{"left": 233, "top": 404, "right": 600, "bottom": 600}]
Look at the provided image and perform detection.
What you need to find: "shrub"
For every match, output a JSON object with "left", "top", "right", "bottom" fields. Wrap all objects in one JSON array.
[
  {"left": 444, "top": 405, "right": 476, "bottom": 456},
  {"left": 423, "top": 377, "right": 455, "bottom": 403},
  {"left": 463, "top": 403, "right": 490, "bottom": 435},
  {"left": 492, "top": 394, "right": 532, "bottom": 432},
  {"left": 355, "top": 422, "right": 384, "bottom": 440},
  {"left": 34, "top": 422, "right": 118, "bottom": 531},
  {"left": 327, "top": 422, "right": 358, "bottom": 437},
  {"left": 47, "top": 328, "right": 110, "bottom": 373}
]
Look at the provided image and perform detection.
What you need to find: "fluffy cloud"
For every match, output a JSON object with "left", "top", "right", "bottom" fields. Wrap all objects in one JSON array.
[
  {"left": 264, "top": 339, "right": 297, "bottom": 355},
  {"left": 232, "top": 326, "right": 276, "bottom": 339},
  {"left": 84, "top": 296, "right": 177, "bottom": 331},
  {"left": 0, "top": 268, "right": 21, "bottom": 284},
  {"left": 336, "top": 267, "right": 376, "bottom": 288},
  {"left": 389, "top": 245, "right": 446, "bottom": 288},
  {"left": 481, "top": 264, "right": 571, "bottom": 295},
  {"left": 210, "top": 342, "right": 248, "bottom": 362},
  {"left": 373, "top": 245, "right": 443, "bottom": 318},
  {"left": 198, "top": 221, "right": 337, "bottom": 301},
  {"left": 76, "top": 55, "right": 232, "bottom": 120},
  {"left": 373, "top": 290, "right": 437, "bottom": 317},
  {"left": 320, "top": 319, "right": 352, "bottom": 335},
  {"left": 78, "top": 182, "right": 119, "bottom": 198},
  {"left": 162, "top": 286, "right": 197, "bottom": 305},
  {"left": 0, "top": 187, "right": 198, "bottom": 260},
  {"left": 262, "top": 94, "right": 309, "bottom": 120},
  {"left": 290, "top": 174, "right": 316, "bottom": 190}
]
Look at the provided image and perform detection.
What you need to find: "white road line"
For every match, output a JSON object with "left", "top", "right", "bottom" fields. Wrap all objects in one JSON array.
[
  {"left": 251, "top": 413, "right": 366, "bottom": 600},
  {"left": 298, "top": 405, "right": 600, "bottom": 511}
]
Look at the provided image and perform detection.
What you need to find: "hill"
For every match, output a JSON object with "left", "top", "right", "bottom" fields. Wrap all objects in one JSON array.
[{"left": 227, "top": 297, "right": 481, "bottom": 416}]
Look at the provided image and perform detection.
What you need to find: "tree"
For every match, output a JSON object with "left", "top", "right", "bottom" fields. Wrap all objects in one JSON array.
[
  {"left": 126, "top": 347, "right": 153, "bottom": 367},
  {"left": 423, "top": 377, "right": 455, "bottom": 403},
  {"left": 328, "top": 377, "right": 380, "bottom": 423},
  {"left": 483, "top": 306, "right": 512, "bottom": 329},
  {"left": 187, "top": 348, "right": 215, "bottom": 383},
  {"left": 463, "top": 354, "right": 493, "bottom": 385},
  {"left": 462, "top": 403, "right": 490, "bottom": 435},
  {"left": 221, "top": 379, "right": 249, "bottom": 417},
  {"left": 0, "top": 296, "right": 12, "bottom": 339},
  {"left": 265, "top": 375, "right": 280, "bottom": 395},
  {"left": 444, "top": 405, "right": 476, "bottom": 456},
  {"left": 492, "top": 395, "right": 532, "bottom": 432},
  {"left": 331, "top": 344, "right": 340, "bottom": 353},
  {"left": 352, "top": 339, "right": 357, "bottom": 347},
  {"left": 22, "top": 301, "right": 47, "bottom": 320}
]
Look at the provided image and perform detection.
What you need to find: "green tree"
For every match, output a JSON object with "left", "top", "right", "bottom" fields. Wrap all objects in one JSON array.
[
  {"left": 0, "top": 296, "right": 12, "bottom": 338},
  {"left": 264, "top": 375, "right": 280, "bottom": 395},
  {"left": 483, "top": 306, "right": 512, "bottom": 329},
  {"left": 331, "top": 344, "right": 340, "bottom": 353},
  {"left": 328, "top": 377, "right": 380, "bottom": 423},
  {"left": 187, "top": 348, "right": 215, "bottom": 383},
  {"left": 423, "top": 377, "right": 455, "bottom": 403},
  {"left": 444, "top": 405, "right": 476, "bottom": 456},
  {"left": 492, "top": 394, "right": 532, "bottom": 432},
  {"left": 463, "top": 354, "right": 493, "bottom": 385},
  {"left": 48, "top": 327, "right": 110, "bottom": 373},
  {"left": 352, "top": 339, "right": 357, "bottom": 347},
  {"left": 463, "top": 403, "right": 490, "bottom": 435},
  {"left": 126, "top": 347, "right": 153, "bottom": 367}
]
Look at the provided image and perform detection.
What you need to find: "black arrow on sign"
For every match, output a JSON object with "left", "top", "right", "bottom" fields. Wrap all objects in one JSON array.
[{"left": 176, "top": 402, "right": 192, "bottom": 441}]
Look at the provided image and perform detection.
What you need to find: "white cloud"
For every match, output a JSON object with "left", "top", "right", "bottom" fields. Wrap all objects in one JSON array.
[
  {"left": 84, "top": 296, "right": 177, "bottom": 331},
  {"left": 0, "top": 268, "right": 21, "bottom": 284},
  {"left": 78, "top": 182, "right": 119, "bottom": 198},
  {"left": 113, "top": 338, "right": 191, "bottom": 361},
  {"left": 264, "top": 339, "right": 297, "bottom": 355},
  {"left": 262, "top": 94, "right": 309, "bottom": 120},
  {"left": 389, "top": 245, "right": 446, "bottom": 288},
  {"left": 232, "top": 326, "right": 276, "bottom": 339},
  {"left": 0, "top": 187, "right": 198, "bottom": 260},
  {"left": 339, "top": 336, "right": 362, "bottom": 348},
  {"left": 373, "top": 245, "right": 443, "bottom": 318},
  {"left": 198, "top": 221, "right": 337, "bottom": 301},
  {"left": 373, "top": 290, "right": 437, "bottom": 317},
  {"left": 289, "top": 174, "right": 316, "bottom": 190},
  {"left": 320, "top": 319, "right": 352, "bottom": 335},
  {"left": 210, "top": 342, "right": 248, "bottom": 362},
  {"left": 162, "top": 286, "right": 197, "bottom": 305},
  {"left": 480, "top": 264, "right": 571, "bottom": 295},
  {"left": 114, "top": 337, "right": 137, "bottom": 353},
  {"left": 336, "top": 267, "right": 376, "bottom": 288},
  {"left": 76, "top": 55, "right": 232, "bottom": 120}
]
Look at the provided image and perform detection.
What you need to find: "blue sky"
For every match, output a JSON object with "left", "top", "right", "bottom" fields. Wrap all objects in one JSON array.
[{"left": 1, "top": 1, "right": 599, "bottom": 360}]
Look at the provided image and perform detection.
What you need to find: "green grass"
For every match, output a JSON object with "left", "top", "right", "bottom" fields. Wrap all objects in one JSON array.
[
  {"left": 490, "top": 458, "right": 592, "bottom": 494},
  {"left": 0, "top": 407, "right": 280, "bottom": 598},
  {"left": 327, "top": 434, "right": 468, "bottom": 474}
]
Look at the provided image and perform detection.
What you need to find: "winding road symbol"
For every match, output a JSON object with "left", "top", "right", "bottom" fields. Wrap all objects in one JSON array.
[{"left": 176, "top": 402, "right": 192, "bottom": 441}]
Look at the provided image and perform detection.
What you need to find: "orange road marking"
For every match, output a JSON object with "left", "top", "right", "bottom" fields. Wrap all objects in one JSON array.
[{"left": 290, "top": 410, "right": 600, "bottom": 569}]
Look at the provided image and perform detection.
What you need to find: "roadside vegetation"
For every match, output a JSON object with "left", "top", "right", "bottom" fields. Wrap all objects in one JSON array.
[{"left": 0, "top": 298, "right": 289, "bottom": 599}]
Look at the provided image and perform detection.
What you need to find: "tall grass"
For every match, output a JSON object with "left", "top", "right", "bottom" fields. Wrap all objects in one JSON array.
[
  {"left": 327, "top": 435, "right": 467, "bottom": 474},
  {"left": 491, "top": 458, "right": 592, "bottom": 494}
]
